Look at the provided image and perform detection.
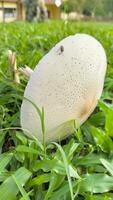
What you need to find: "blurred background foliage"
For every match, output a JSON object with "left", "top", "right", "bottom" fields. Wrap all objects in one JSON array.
[
  {"left": 61, "top": 0, "right": 113, "bottom": 17},
  {"left": 22, "top": 0, "right": 113, "bottom": 22}
]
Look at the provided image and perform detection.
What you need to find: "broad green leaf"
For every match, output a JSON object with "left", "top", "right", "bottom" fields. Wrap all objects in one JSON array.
[
  {"left": 89, "top": 111, "right": 105, "bottom": 127},
  {"left": 16, "top": 132, "right": 28, "bottom": 145},
  {"left": 12, "top": 174, "right": 30, "bottom": 200},
  {"left": 16, "top": 145, "right": 39, "bottom": 154},
  {"left": 52, "top": 174, "right": 65, "bottom": 191},
  {"left": 99, "top": 101, "right": 113, "bottom": 137},
  {"left": 33, "top": 159, "right": 58, "bottom": 172},
  {"left": 49, "top": 181, "right": 71, "bottom": 200},
  {"left": 28, "top": 174, "right": 50, "bottom": 187},
  {"left": 75, "top": 153, "right": 105, "bottom": 167},
  {"left": 91, "top": 126, "right": 113, "bottom": 152},
  {"left": 0, "top": 167, "right": 31, "bottom": 200},
  {"left": 80, "top": 174, "right": 113, "bottom": 193},
  {"left": 100, "top": 158, "right": 113, "bottom": 176},
  {"left": 63, "top": 139, "right": 79, "bottom": 161},
  {"left": 68, "top": 165, "right": 80, "bottom": 179},
  {"left": 49, "top": 179, "right": 80, "bottom": 200},
  {"left": 0, "top": 171, "right": 12, "bottom": 182},
  {"left": 14, "top": 152, "right": 25, "bottom": 163},
  {"left": 33, "top": 158, "right": 78, "bottom": 178},
  {"left": 81, "top": 123, "right": 94, "bottom": 143},
  {"left": 85, "top": 194, "right": 113, "bottom": 200},
  {"left": 44, "top": 173, "right": 59, "bottom": 200},
  {"left": 0, "top": 153, "right": 13, "bottom": 173}
]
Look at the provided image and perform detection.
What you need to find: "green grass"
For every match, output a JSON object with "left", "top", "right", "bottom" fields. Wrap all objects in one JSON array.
[{"left": 0, "top": 20, "right": 113, "bottom": 200}]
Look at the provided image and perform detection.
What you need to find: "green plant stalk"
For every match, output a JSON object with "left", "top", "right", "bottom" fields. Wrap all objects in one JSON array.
[{"left": 24, "top": 97, "right": 46, "bottom": 156}]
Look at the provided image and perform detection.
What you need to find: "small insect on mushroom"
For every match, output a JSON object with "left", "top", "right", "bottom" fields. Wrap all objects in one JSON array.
[
  {"left": 60, "top": 45, "right": 64, "bottom": 53},
  {"left": 57, "top": 45, "right": 64, "bottom": 55},
  {"left": 21, "top": 33, "right": 107, "bottom": 143}
]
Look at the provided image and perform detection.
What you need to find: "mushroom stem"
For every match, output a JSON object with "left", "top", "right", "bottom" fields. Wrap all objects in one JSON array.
[
  {"left": 18, "top": 66, "right": 33, "bottom": 77},
  {"left": 8, "top": 50, "right": 20, "bottom": 84}
]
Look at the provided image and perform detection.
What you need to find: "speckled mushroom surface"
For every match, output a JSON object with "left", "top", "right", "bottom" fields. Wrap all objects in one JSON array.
[{"left": 21, "top": 33, "right": 107, "bottom": 142}]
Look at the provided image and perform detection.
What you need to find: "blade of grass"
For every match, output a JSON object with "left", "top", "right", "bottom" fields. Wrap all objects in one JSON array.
[
  {"left": 24, "top": 97, "right": 46, "bottom": 156},
  {"left": 52, "top": 142, "right": 74, "bottom": 200}
]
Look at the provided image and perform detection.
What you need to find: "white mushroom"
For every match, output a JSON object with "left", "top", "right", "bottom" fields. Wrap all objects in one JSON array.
[{"left": 21, "top": 33, "right": 107, "bottom": 143}]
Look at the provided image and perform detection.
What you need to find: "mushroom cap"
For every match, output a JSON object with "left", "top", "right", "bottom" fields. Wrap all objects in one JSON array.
[{"left": 21, "top": 33, "right": 107, "bottom": 142}]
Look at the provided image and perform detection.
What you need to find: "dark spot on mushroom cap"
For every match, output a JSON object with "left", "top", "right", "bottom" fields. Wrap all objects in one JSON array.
[{"left": 60, "top": 45, "right": 64, "bottom": 53}]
